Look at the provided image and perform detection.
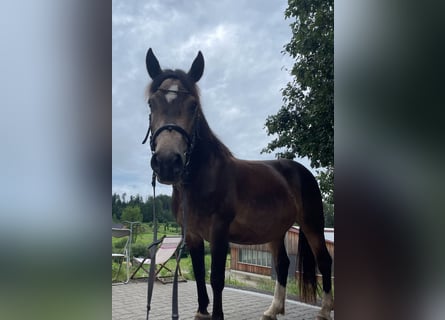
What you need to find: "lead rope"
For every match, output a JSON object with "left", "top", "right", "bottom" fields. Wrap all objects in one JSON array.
[
  {"left": 172, "top": 186, "right": 187, "bottom": 319},
  {"left": 146, "top": 172, "right": 158, "bottom": 320},
  {"left": 145, "top": 175, "right": 188, "bottom": 320}
]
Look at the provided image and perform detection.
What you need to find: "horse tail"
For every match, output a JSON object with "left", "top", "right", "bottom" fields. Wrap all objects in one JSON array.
[{"left": 297, "top": 229, "right": 317, "bottom": 303}]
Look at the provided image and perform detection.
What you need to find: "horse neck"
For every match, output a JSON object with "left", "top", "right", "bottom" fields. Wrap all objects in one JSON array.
[{"left": 188, "top": 115, "right": 232, "bottom": 175}]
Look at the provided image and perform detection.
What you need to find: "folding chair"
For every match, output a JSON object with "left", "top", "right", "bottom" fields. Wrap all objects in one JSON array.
[
  {"left": 131, "top": 236, "right": 186, "bottom": 284},
  {"left": 112, "top": 227, "right": 132, "bottom": 284}
]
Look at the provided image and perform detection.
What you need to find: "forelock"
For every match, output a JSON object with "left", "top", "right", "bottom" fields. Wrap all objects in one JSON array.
[{"left": 149, "top": 70, "right": 198, "bottom": 96}]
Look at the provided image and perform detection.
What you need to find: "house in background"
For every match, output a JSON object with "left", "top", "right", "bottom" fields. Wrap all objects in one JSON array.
[{"left": 229, "top": 226, "right": 334, "bottom": 280}]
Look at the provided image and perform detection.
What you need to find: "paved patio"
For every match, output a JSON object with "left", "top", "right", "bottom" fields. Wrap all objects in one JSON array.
[{"left": 112, "top": 280, "right": 333, "bottom": 319}]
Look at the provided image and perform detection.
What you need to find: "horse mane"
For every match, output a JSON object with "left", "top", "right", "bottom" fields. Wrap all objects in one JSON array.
[{"left": 194, "top": 110, "right": 233, "bottom": 159}]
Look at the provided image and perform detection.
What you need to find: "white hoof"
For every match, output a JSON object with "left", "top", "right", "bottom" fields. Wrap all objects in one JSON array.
[
  {"left": 316, "top": 310, "right": 332, "bottom": 320},
  {"left": 194, "top": 311, "right": 211, "bottom": 319}
]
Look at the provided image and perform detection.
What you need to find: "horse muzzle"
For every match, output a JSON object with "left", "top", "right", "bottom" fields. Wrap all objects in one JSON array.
[{"left": 150, "top": 151, "right": 185, "bottom": 184}]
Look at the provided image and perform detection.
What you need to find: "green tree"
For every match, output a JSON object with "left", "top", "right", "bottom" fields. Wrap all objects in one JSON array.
[
  {"left": 121, "top": 205, "right": 143, "bottom": 242},
  {"left": 112, "top": 193, "right": 124, "bottom": 221},
  {"left": 263, "top": 0, "right": 334, "bottom": 226},
  {"left": 143, "top": 196, "right": 164, "bottom": 223},
  {"left": 121, "top": 205, "right": 142, "bottom": 223},
  {"left": 112, "top": 193, "right": 175, "bottom": 224},
  {"left": 128, "top": 194, "right": 143, "bottom": 207},
  {"left": 318, "top": 167, "right": 334, "bottom": 227},
  {"left": 141, "top": 198, "right": 152, "bottom": 223},
  {"left": 157, "top": 194, "right": 174, "bottom": 222}
]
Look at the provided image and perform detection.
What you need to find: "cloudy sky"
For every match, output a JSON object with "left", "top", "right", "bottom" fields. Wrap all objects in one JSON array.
[{"left": 112, "top": 0, "right": 312, "bottom": 197}]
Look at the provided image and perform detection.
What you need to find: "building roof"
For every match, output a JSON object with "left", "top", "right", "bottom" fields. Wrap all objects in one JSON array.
[{"left": 289, "top": 226, "right": 334, "bottom": 244}]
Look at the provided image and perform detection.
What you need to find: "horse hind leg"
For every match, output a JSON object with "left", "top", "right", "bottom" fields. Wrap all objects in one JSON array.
[
  {"left": 297, "top": 169, "right": 333, "bottom": 319},
  {"left": 301, "top": 228, "right": 334, "bottom": 320},
  {"left": 262, "top": 239, "right": 289, "bottom": 320},
  {"left": 316, "top": 246, "right": 333, "bottom": 320},
  {"left": 318, "top": 290, "right": 334, "bottom": 320}
]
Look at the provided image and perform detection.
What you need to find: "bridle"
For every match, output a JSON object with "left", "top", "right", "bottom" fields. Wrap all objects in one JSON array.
[
  {"left": 142, "top": 88, "right": 199, "bottom": 182},
  {"left": 141, "top": 85, "right": 198, "bottom": 320}
]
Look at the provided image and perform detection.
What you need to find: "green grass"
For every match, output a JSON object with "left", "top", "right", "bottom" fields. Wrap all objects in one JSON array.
[{"left": 112, "top": 223, "right": 180, "bottom": 246}]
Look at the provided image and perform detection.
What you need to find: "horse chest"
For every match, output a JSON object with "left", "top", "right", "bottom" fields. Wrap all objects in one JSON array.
[
  {"left": 187, "top": 213, "right": 213, "bottom": 241},
  {"left": 177, "top": 198, "right": 234, "bottom": 242}
]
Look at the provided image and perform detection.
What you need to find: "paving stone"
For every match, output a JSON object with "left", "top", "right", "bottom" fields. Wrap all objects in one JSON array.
[{"left": 112, "top": 280, "right": 333, "bottom": 320}]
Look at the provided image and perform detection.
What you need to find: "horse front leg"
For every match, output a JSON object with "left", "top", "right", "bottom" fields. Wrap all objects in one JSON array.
[
  {"left": 188, "top": 236, "right": 211, "bottom": 320},
  {"left": 210, "top": 219, "right": 229, "bottom": 320}
]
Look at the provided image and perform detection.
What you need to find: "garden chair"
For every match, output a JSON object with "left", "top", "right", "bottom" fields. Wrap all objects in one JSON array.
[
  {"left": 112, "top": 227, "right": 132, "bottom": 284},
  {"left": 131, "top": 235, "right": 186, "bottom": 284}
]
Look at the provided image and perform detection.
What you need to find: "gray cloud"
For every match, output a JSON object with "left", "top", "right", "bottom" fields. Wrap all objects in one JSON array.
[{"left": 112, "top": 0, "right": 312, "bottom": 197}]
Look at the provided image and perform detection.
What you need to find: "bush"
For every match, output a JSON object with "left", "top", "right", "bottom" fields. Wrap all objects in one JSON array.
[
  {"left": 113, "top": 238, "right": 128, "bottom": 249},
  {"left": 131, "top": 243, "right": 148, "bottom": 257}
]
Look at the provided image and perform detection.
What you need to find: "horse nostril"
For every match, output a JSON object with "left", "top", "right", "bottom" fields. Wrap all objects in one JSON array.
[
  {"left": 172, "top": 153, "right": 183, "bottom": 175},
  {"left": 151, "top": 153, "right": 160, "bottom": 172},
  {"left": 173, "top": 153, "right": 182, "bottom": 166}
]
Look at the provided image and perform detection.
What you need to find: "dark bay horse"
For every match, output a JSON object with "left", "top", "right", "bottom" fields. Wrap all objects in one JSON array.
[{"left": 144, "top": 48, "right": 333, "bottom": 320}]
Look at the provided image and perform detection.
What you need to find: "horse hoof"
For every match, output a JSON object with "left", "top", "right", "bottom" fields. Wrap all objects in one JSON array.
[
  {"left": 316, "top": 314, "right": 332, "bottom": 320},
  {"left": 194, "top": 311, "right": 211, "bottom": 320},
  {"left": 261, "top": 315, "right": 277, "bottom": 320}
]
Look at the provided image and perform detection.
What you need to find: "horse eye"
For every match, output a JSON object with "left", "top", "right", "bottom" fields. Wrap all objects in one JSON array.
[{"left": 189, "top": 102, "right": 197, "bottom": 113}]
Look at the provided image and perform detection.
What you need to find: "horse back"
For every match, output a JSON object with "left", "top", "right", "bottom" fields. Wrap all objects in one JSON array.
[{"left": 261, "top": 159, "right": 318, "bottom": 194}]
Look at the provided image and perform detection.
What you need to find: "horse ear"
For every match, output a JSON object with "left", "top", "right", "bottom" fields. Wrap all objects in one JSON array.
[
  {"left": 146, "top": 48, "right": 162, "bottom": 79},
  {"left": 188, "top": 51, "right": 204, "bottom": 82}
]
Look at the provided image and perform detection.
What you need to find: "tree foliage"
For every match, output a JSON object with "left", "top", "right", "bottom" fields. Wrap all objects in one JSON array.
[
  {"left": 121, "top": 205, "right": 142, "bottom": 223},
  {"left": 263, "top": 0, "right": 334, "bottom": 226},
  {"left": 318, "top": 166, "right": 334, "bottom": 226},
  {"left": 112, "top": 193, "right": 175, "bottom": 224}
]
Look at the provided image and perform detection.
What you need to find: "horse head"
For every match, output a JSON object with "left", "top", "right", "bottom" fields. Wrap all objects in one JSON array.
[{"left": 145, "top": 48, "right": 204, "bottom": 184}]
